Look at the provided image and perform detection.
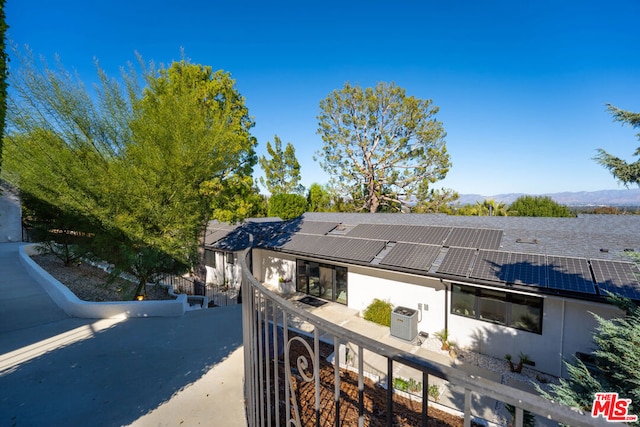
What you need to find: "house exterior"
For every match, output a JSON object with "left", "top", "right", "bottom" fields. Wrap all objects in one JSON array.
[{"left": 207, "top": 212, "right": 640, "bottom": 378}]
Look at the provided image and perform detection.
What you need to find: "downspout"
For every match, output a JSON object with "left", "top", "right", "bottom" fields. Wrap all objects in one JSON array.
[
  {"left": 444, "top": 280, "right": 449, "bottom": 332},
  {"left": 559, "top": 300, "right": 566, "bottom": 377}
]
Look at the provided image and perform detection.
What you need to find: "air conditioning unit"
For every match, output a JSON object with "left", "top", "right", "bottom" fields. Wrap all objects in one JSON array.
[{"left": 390, "top": 306, "right": 418, "bottom": 341}]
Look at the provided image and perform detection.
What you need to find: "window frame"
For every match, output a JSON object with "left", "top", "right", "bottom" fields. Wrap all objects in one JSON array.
[
  {"left": 296, "top": 259, "right": 348, "bottom": 305},
  {"left": 451, "top": 284, "right": 543, "bottom": 334},
  {"left": 204, "top": 249, "right": 216, "bottom": 268}
]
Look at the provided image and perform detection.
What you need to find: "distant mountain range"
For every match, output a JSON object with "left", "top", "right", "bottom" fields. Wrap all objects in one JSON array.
[{"left": 456, "top": 188, "right": 640, "bottom": 206}]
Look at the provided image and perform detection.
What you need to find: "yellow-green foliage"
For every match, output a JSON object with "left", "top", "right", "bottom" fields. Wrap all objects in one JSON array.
[{"left": 363, "top": 298, "right": 393, "bottom": 327}]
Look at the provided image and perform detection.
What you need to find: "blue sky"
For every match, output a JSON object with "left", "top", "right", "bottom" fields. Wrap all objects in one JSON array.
[{"left": 7, "top": 0, "right": 640, "bottom": 196}]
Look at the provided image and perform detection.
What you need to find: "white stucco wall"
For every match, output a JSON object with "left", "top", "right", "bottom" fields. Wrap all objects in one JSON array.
[
  {"left": 447, "top": 290, "right": 624, "bottom": 377},
  {"left": 347, "top": 265, "right": 447, "bottom": 336},
  {"left": 253, "top": 249, "right": 297, "bottom": 294},
  {"left": 206, "top": 251, "right": 242, "bottom": 289}
]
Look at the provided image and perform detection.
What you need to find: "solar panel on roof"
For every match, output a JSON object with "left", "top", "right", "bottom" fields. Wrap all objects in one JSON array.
[
  {"left": 591, "top": 259, "right": 640, "bottom": 300},
  {"left": 345, "top": 224, "right": 376, "bottom": 238},
  {"left": 295, "top": 221, "right": 339, "bottom": 235},
  {"left": 437, "top": 247, "right": 477, "bottom": 277},
  {"left": 379, "top": 243, "right": 441, "bottom": 271},
  {"left": 333, "top": 238, "right": 387, "bottom": 263},
  {"left": 546, "top": 256, "right": 596, "bottom": 294},
  {"left": 419, "top": 226, "right": 452, "bottom": 245},
  {"left": 475, "top": 229, "right": 503, "bottom": 250},
  {"left": 279, "top": 235, "right": 385, "bottom": 264},
  {"left": 445, "top": 228, "right": 478, "bottom": 248},
  {"left": 507, "top": 253, "right": 546, "bottom": 287},
  {"left": 383, "top": 225, "right": 410, "bottom": 242},
  {"left": 363, "top": 224, "right": 393, "bottom": 240},
  {"left": 470, "top": 250, "right": 510, "bottom": 282}
]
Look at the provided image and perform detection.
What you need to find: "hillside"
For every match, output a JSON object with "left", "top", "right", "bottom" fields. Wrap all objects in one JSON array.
[{"left": 457, "top": 188, "right": 640, "bottom": 207}]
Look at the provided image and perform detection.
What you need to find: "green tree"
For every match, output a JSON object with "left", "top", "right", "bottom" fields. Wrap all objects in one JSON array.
[
  {"left": 316, "top": 82, "right": 450, "bottom": 213},
  {"left": 267, "top": 193, "right": 308, "bottom": 220},
  {"left": 540, "top": 296, "right": 640, "bottom": 421},
  {"left": 412, "top": 188, "right": 459, "bottom": 214},
  {"left": 453, "top": 204, "right": 481, "bottom": 216},
  {"left": 21, "top": 192, "right": 95, "bottom": 266},
  {"left": 476, "top": 199, "right": 508, "bottom": 216},
  {"left": 594, "top": 104, "right": 640, "bottom": 186},
  {"left": 258, "top": 134, "right": 303, "bottom": 195},
  {"left": 452, "top": 199, "right": 507, "bottom": 216},
  {"left": 307, "top": 183, "right": 332, "bottom": 212},
  {"left": 0, "top": 0, "right": 8, "bottom": 172},
  {"left": 127, "top": 59, "right": 257, "bottom": 289},
  {"left": 2, "top": 50, "right": 257, "bottom": 296},
  {"left": 507, "top": 195, "right": 573, "bottom": 217}
]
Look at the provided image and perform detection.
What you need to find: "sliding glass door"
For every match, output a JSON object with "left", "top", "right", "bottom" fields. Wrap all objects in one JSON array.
[{"left": 296, "top": 259, "right": 347, "bottom": 305}]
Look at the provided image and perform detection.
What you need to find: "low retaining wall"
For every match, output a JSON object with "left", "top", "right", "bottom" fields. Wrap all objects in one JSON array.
[{"left": 19, "top": 245, "right": 190, "bottom": 318}]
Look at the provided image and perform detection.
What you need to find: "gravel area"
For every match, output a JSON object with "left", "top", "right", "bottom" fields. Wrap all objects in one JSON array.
[
  {"left": 423, "top": 336, "right": 560, "bottom": 425},
  {"left": 30, "top": 253, "right": 175, "bottom": 302}
]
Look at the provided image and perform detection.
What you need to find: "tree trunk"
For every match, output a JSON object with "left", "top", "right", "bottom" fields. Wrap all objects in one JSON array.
[
  {"left": 133, "top": 278, "right": 146, "bottom": 300},
  {"left": 193, "top": 221, "right": 208, "bottom": 296},
  {"left": 369, "top": 197, "right": 379, "bottom": 213}
]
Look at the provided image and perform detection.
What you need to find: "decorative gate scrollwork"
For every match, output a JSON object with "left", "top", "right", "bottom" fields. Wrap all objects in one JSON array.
[{"left": 285, "top": 335, "right": 317, "bottom": 427}]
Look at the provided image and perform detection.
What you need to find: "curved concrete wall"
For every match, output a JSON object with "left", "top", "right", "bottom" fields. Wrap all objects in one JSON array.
[{"left": 19, "top": 245, "right": 189, "bottom": 318}]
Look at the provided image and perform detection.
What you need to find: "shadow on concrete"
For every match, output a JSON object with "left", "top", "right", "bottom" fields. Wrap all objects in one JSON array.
[{"left": 0, "top": 305, "right": 242, "bottom": 427}]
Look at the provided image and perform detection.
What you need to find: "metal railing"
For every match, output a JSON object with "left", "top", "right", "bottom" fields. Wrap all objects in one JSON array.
[
  {"left": 158, "top": 274, "right": 239, "bottom": 307},
  {"left": 239, "top": 249, "right": 621, "bottom": 427}
]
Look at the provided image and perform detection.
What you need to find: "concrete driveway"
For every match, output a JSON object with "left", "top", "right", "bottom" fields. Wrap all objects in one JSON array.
[{"left": 0, "top": 242, "right": 246, "bottom": 427}]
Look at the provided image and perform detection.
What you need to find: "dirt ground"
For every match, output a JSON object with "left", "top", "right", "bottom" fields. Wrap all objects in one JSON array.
[{"left": 31, "top": 253, "right": 174, "bottom": 302}]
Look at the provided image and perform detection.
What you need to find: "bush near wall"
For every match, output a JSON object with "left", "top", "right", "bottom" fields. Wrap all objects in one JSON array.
[{"left": 363, "top": 298, "right": 393, "bottom": 327}]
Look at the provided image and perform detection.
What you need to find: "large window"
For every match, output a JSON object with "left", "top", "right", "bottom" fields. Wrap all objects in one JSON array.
[
  {"left": 451, "top": 284, "right": 543, "bottom": 334},
  {"left": 297, "top": 260, "right": 348, "bottom": 305}
]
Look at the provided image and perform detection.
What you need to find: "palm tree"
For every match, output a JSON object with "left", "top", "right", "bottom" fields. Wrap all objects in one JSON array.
[{"left": 475, "top": 199, "right": 508, "bottom": 216}]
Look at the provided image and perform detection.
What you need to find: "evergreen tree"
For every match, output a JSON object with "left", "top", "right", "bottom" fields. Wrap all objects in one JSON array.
[
  {"left": 507, "top": 195, "right": 573, "bottom": 217},
  {"left": 258, "top": 135, "right": 303, "bottom": 195},
  {"left": 412, "top": 188, "right": 459, "bottom": 214},
  {"left": 595, "top": 104, "right": 640, "bottom": 186},
  {"left": 316, "top": 82, "right": 450, "bottom": 213},
  {"left": 540, "top": 297, "right": 640, "bottom": 421}
]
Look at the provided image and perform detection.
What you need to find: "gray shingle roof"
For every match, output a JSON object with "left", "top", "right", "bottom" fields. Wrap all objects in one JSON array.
[
  {"left": 301, "top": 212, "right": 640, "bottom": 261},
  {"left": 205, "top": 213, "right": 640, "bottom": 301}
]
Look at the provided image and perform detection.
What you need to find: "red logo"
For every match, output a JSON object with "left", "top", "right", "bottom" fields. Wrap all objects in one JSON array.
[{"left": 591, "top": 392, "right": 638, "bottom": 422}]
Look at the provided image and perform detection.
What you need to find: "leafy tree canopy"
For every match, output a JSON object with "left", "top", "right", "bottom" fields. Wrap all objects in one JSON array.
[
  {"left": 412, "top": 188, "right": 459, "bottom": 214},
  {"left": 267, "top": 193, "right": 308, "bottom": 220},
  {"left": 316, "top": 82, "right": 450, "bottom": 213},
  {"left": 258, "top": 135, "right": 303, "bottom": 195},
  {"left": 594, "top": 104, "right": 640, "bottom": 186},
  {"left": 454, "top": 198, "right": 508, "bottom": 216},
  {"left": 0, "top": 0, "right": 7, "bottom": 172},
  {"left": 2, "top": 49, "right": 257, "bottom": 293},
  {"left": 507, "top": 195, "right": 573, "bottom": 217},
  {"left": 306, "top": 183, "right": 333, "bottom": 212}
]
